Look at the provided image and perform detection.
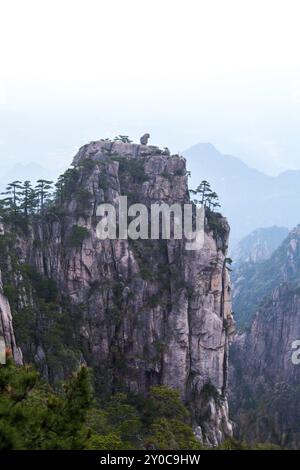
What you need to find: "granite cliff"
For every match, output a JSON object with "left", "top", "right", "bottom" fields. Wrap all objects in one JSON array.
[
  {"left": 0, "top": 139, "right": 235, "bottom": 446},
  {"left": 0, "top": 267, "right": 22, "bottom": 365}
]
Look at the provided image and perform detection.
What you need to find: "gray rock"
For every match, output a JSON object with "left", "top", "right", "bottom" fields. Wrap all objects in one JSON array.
[
  {"left": 0, "top": 269, "right": 23, "bottom": 365},
  {"left": 140, "top": 133, "right": 150, "bottom": 145},
  {"left": 2, "top": 139, "right": 235, "bottom": 446},
  {"left": 230, "top": 226, "right": 300, "bottom": 448}
]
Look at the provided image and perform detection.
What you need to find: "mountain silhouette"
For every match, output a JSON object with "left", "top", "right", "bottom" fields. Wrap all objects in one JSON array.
[{"left": 183, "top": 143, "right": 300, "bottom": 244}]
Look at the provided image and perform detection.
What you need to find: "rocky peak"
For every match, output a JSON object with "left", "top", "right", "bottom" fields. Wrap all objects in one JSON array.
[
  {"left": 0, "top": 138, "right": 234, "bottom": 446},
  {"left": 72, "top": 139, "right": 171, "bottom": 166}
]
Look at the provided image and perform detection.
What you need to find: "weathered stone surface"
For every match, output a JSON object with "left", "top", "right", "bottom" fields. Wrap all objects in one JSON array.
[
  {"left": 0, "top": 267, "right": 22, "bottom": 364},
  {"left": 140, "top": 133, "right": 150, "bottom": 145},
  {"left": 2, "top": 139, "right": 235, "bottom": 446},
  {"left": 230, "top": 226, "right": 300, "bottom": 448},
  {"left": 72, "top": 139, "right": 164, "bottom": 166}
]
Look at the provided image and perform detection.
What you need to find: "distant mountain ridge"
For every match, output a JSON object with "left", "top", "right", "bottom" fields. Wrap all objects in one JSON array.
[
  {"left": 0, "top": 162, "right": 61, "bottom": 192},
  {"left": 232, "top": 225, "right": 300, "bottom": 328},
  {"left": 183, "top": 143, "right": 300, "bottom": 244},
  {"left": 232, "top": 226, "right": 289, "bottom": 264},
  {"left": 231, "top": 225, "right": 289, "bottom": 330}
]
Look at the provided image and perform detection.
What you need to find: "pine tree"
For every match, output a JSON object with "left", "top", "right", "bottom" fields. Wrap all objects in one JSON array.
[
  {"left": 1, "top": 181, "right": 23, "bottom": 215},
  {"left": 207, "top": 191, "right": 221, "bottom": 211},
  {"left": 20, "top": 181, "right": 38, "bottom": 216},
  {"left": 189, "top": 180, "right": 221, "bottom": 210},
  {"left": 114, "top": 135, "right": 133, "bottom": 143},
  {"left": 0, "top": 360, "right": 93, "bottom": 450},
  {"left": 54, "top": 168, "right": 79, "bottom": 205},
  {"left": 197, "top": 180, "right": 212, "bottom": 205},
  {"left": 35, "top": 180, "right": 53, "bottom": 213},
  {"left": 54, "top": 174, "right": 65, "bottom": 207}
]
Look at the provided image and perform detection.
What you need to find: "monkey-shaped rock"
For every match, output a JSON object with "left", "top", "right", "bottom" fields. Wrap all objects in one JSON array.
[{"left": 140, "top": 133, "right": 150, "bottom": 145}]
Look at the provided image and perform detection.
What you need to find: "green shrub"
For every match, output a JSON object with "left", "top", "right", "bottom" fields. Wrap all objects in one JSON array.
[
  {"left": 21, "top": 264, "right": 58, "bottom": 303},
  {"left": 112, "top": 156, "right": 147, "bottom": 183},
  {"left": 75, "top": 189, "right": 93, "bottom": 211},
  {"left": 146, "top": 418, "right": 202, "bottom": 450},
  {"left": 69, "top": 225, "right": 90, "bottom": 247},
  {"left": 201, "top": 382, "right": 222, "bottom": 403}
]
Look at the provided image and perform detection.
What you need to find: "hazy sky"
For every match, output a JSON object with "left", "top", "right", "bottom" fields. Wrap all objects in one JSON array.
[{"left": 1, "top": 0, "right": 300, "bottom": 176}]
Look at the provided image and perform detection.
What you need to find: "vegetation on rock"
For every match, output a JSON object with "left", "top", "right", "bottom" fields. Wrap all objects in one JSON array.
[{"left": 0, "top": 360, "right": 203, "bottom": 450}]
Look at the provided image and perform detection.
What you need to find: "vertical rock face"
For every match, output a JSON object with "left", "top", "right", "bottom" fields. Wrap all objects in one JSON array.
[
  {"left": 0, "top": 140, "right": 235, "bottom": 446},
  {"left": 230, "top": 226, "right": 300, "bottom": 448},
  {"left": 0, "top": 268, "right": 22, "bottom": 364},
  {"left": 232, "top": 226, "right": 299, "bottom": 328}
]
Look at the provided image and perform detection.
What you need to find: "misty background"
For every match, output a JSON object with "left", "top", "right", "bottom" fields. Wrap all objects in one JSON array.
[{"left": 1, "top": 0, "right": 300, "bottom": 244}]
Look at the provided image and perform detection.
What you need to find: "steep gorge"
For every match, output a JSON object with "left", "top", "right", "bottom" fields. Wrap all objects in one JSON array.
[{"left": 230, "top": 226, "right": 300, "bottom": 448}]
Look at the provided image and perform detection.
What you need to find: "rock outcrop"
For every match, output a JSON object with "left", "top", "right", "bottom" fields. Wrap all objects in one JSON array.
[
  {"left": 0, "top": 139, "right": 235, "bottom": 446},
  {"left": 230, "top": 226, "right": 300, "bottom": 448},
  {"left": 0, "top": 267, "right": 22, "bottom": 364}
]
